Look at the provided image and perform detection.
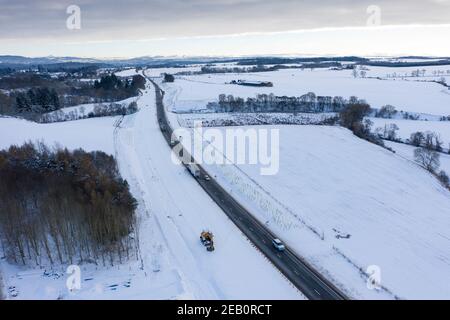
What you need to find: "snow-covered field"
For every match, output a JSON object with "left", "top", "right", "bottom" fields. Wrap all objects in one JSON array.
[
  {"left": 115, "top": 68, "right": 139, "bottom": 77},
  {"left": 0, "top": 116, "right": 118, "bottom": 154},
  {"left": 165, "top": 68, "right": 450, "bottom": 116},
  {"left": 159, "top": 69, "right": 450, "bottom": 299},
  {"left": 192, "top": 125, "right": 450, "bottom": 299},
  {"left": 145, "top": 66, "right": 202, "bottom": 77},
  {"left": 2, "top": 61, "right": 450, "bottom": 300},
  {"left": 0, "top": 76, "right": 303, "bottom": 300},
  {"left": 365, "top": 65, "right": 450, "bottom": 83}
]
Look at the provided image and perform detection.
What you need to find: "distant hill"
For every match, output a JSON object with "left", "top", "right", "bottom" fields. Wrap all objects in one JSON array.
[{"left": 1, "top": 55, "right": 450, "bottom": 70}]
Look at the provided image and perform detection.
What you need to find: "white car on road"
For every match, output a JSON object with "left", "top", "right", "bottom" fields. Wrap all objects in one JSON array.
[{"left": 272, "top": 239, "right": 286, "bottom": 252}]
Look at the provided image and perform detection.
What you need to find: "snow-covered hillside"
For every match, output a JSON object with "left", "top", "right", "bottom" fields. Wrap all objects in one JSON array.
[
  {"left": 0, "top": 116, "right": 118, "bottom": 154},
  {"left": 2, "top": 60, "right": 450, "bottom": 300},
  {"left": 194, "top": 125, "right": 450, "bottom": 299}
]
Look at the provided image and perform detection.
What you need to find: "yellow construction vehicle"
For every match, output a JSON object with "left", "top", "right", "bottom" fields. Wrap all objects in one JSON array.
[{"left": 200, "top": 231, "right": 215, "bottom": 252}]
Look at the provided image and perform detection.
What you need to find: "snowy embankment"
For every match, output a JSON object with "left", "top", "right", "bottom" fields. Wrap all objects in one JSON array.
[
  {"left": 178, "top": 112, "right": 337, "bottom": 127},
  {"left": 0, "top": 75, "right": 304, "bottom": 300},
  {"left": 194, "top": 125, "right": 450, "bottom": 299}
]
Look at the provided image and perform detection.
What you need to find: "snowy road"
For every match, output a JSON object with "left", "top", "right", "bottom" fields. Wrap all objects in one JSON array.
[
  {"left": 148, "top": 77, "right": 346, "bottom": 300},
  {"left": 113, "top": 75, "right": 303, "bottom": 299}
]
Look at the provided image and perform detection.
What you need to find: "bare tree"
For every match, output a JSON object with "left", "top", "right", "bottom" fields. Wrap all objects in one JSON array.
[
  {"left": 383, "top": 123, "right": 399, "bottom": 141},
  {"left": 424, "top": 131, "right": 443, "bottom": 151},
  {"left": 410, "top": 131, "right": 425, "bottom": 147},
  {"left": 414, "top": 147, "right": 440, "bottom": 172},
  {"left": 376, "top": 105, "right": 397, "bottom": 119},
  {"left": 0, "top": 143, "right": 138, "bottom": 267},
  {"left": 438, "top": 171, "right": 450, "bottom": 188}
]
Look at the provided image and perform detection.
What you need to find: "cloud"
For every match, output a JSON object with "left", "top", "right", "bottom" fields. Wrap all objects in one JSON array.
[
  {"left": 0, "top": 0, "right": 449, "bottom": 57},
  {"left": 0, "top": 0, "right": 449, "bottom": 41}
]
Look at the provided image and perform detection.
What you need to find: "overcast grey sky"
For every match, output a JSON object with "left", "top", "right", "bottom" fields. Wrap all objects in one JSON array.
[{"left": 1, "top": 0, "right": 449, "bottom": 57}]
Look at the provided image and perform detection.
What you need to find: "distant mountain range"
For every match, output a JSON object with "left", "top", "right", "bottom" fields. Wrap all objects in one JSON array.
[
  {"left": 0, "top": 55, "right": 101, "bottom": 65},
  {"left": 1, "top": 55, "right": 449, "bottom": 70},
  {"left": 0, "top": 55, "right": 229, "bottom": 69}
]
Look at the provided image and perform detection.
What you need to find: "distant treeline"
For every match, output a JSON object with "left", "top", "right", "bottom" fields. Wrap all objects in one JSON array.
[
  {"left": 177, "top": 63, "right": 347, "bottom": 76},
  {"left": 16, "top": 87, "right": 61, "bottom": 113},
  {"left": 200, "top": 65, "right": 288, "bottom": 74},
  {"left": 235, "top": 56, "right": 368, "bottom": 66},
  {"left": 0, "top": 143, "right": 138, "bottom": 266},
  {"left": 365, "top": 60, "right": 450, "bottom": 68},
  {"left": 206, "top": 93, "right": 367, "bottom": 113},
  {"left": 0, "top": 62, "right": 108, "bottom": 72},
  {"left": 39, "top": 101, "right": 139, "bottom": 123},
  {"left": 0, "top": 68, "right": 15, "bottom": 76},
  {"left": 234, "top": 57, "right": 450, "bottom": 68}
]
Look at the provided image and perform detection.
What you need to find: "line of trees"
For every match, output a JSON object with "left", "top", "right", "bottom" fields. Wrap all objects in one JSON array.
[
  {"left": 0, "top": 91, "right": 14, "bottom": 114},
  {"left": 414, "top": 147, "right": 449, "bottom": 189},
  {"left": 94, "top": 74, "right": 145, "bottom": 91},
  {"left": 374, "top": 123, "right": 400, "bottom": 142},
  {"left": 79, "top": 73, "right": 145, "bottom": 103},
  {"left": 408, "top": 131, "right": 449, "bottom": 189},
  {"left": 0, "top": 272, "right": 4, "bottom": 300},
  {"left": 163, "top": 73, "right": 175, "bottom": 83},
  {"left": 339, "top": 102, "right": 385, "bottom": 147},
  {"left": 0, "top": 73, "right": 57, "bottom": 90},
  {"left": 0, "top": 142, "right": 138, "bottom": 267},
  {"left": 206, "top": 93, "right": 366, "bottom": 114},
  {"left": 39, "top": 101, "right": 139, "bottom": 123},
  {"left": 409, "top": 131, "right": 444, "bottom": 152},
  {"left": 374, "top": 105, "right": 397, "bottom": 119},
  {"left": 196, "top": 64, "right": 298, "bottom": 75},
  {"left": 15, "top": 87, "right": 61, "bottom": 113}
]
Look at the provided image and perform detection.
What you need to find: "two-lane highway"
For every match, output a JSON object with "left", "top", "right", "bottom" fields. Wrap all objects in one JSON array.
[{"left": 147, "top": 76, "right": 348, "bottom": 300}]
